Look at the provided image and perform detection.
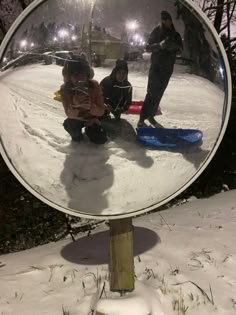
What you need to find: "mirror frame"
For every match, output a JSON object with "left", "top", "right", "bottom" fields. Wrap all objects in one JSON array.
[{"left": 0, "top": 0, "right": 232, "bottom": 220}]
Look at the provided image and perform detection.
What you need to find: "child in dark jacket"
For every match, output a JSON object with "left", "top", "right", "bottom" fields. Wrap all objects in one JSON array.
[
  {"left": 60, "top": 56, "right": 107, "bottom": 144},
  {"left": 100, "top": 59, "right": 132, "bottom": 121}
]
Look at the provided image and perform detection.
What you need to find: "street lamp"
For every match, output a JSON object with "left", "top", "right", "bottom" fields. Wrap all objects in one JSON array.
[
  {"left": 126, "top": 21, "right": 139, "bottom": 45},
  {"left": 133, "top": 34, "right": 140, "bottom": 41},
  {"left": 71, "top": 35, "right": 77, "bottom": 41},
  {"left": 126, "top": 20, "right": 138, "bottom": 31},
  {"left": 20, "top": 40, "right": 27, "bottom": 48},
  {"left": 58, "top": 29, "right": 69, "bottom": 41}
]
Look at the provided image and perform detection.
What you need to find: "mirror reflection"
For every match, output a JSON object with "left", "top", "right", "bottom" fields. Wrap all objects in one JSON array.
[{"left": 0, "top": 0, "right": 227, "bottom": 217}]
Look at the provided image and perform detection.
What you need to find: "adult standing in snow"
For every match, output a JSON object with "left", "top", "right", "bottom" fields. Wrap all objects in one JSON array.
[
  {"left": 60, "top": 56, "right": 107, "bottom": 144},
  {"left": 100, "top": 59, "right": 132, "bottom": 121},
  {"left": 138, "top": 11, "right": 183, "bottom": 127}
]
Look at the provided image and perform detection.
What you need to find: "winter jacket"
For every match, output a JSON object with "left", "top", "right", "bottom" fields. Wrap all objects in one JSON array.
[
  {"left": 147, "top": 24, "right": 183, "bottom": 70},
  {"left": 100, "top": 72, "right": 132, "bottom": 112},
  {"left": 60, "top": 79, "right": 105, "bottom": 121}
]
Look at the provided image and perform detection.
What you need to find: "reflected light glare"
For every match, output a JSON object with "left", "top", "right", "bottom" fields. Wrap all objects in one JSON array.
[{"left": 219, "top": 67, "right": 224, "bottom": 78}]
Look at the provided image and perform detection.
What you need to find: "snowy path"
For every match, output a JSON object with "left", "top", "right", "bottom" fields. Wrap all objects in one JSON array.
[
  {"left": 0, "top": 64, "right": 224, "bottom": 216},
  {"left": 0, "top": 190, "right": 235, "bottom": 315}
]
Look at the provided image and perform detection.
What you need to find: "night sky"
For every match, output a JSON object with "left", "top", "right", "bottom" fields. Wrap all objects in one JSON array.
[
  {"left": 10, "top": 0, "right": 221, "bottom": 54},
  {"left": 16, "top": 0, "right": 185, "bottom": 39}
]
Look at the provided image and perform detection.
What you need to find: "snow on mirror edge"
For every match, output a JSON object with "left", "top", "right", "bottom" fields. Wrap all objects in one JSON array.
[{"left": 0, "top": 0, "right": 229, "bottom": 218}]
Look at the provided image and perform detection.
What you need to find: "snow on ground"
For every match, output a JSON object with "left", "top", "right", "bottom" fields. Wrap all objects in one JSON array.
[
  {"left": 0, "top": 63, "right": 224, "bottom": 216},
  {"left": 0, "top": 190, "right": 235, "bottom": 315}
]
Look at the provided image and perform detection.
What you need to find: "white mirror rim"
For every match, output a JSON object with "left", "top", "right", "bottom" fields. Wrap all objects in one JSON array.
[{"left": 0, "top": 0, "right": 232, "bottom": 220}]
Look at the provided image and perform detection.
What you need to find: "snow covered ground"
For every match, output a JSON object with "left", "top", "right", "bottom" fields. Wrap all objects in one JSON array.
[
  {"left": 0, "top": 190, "right": 235, "bottom": 315},
  {"left": 0, "top": 63, "right": 225, "bottom": 217}
]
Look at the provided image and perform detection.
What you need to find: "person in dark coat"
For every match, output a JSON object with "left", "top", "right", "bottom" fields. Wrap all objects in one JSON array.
[
  {"left": 138, "top": 11, "right": 183, "bottom": 127},
  {"left": 100, "top": 59, "right": 132, "bottom": 121}
]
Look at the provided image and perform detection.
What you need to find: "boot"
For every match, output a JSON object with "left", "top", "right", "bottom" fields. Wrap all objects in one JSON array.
[{"left": 148, "top": 116, "right": 164, "bottom": 128}]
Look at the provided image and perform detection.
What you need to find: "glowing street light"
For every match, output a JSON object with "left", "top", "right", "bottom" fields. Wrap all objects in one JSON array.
[
  {"left": 71, "top": 35, "right": 77, "bottom": 41},
  {"left": 133, "top": 34, "right": 141, "bottom": 41},
  {"left": 31, "top": 43, "right": 35, "bottom": 47},
  {"left": 126, "top": 20, "right": 138, "bottom": 31},
  {"left": 53, "top": 37, "right": 58, "bottom": 42},
  {"left": 58, "top": 29, "right": 69, "bottom": 39},
  {"left": 20, "top": 40, "right": 27, "bottom": 48}
]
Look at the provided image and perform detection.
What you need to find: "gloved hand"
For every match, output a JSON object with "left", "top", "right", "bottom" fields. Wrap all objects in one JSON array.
[
  {"left": 105, "top": 104, "right": 113, "bottom": 112},
  {"left": 146, "top": 43, "right": 161, "bottom": 52},
  {"left": 163, "top": 38, "right": 179, "bottom": 52},
  {"left": 73, "top": 94, "right": 91, "bottom": 110},
  {"left": 114, "top": 107, "right": 123, "bottom": 115},
  {"left": 161, "top": 32, "right": 182, "bottom": 52}
]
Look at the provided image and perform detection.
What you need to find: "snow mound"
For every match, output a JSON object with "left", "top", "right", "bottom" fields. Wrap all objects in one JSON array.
[{"left": 96, "top": 281, "right": 164, "bottom": 315}]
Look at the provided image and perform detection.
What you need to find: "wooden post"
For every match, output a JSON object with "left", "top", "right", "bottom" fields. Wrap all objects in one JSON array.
[
  {"left": 95, "top": 218, "right": 134, "bottom": 314},
  {"left": 109, "top": 218, "right": 135, "bottom": 293}
]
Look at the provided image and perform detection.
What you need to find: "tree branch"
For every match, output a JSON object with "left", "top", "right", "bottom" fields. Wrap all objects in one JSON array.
[
  {"left": 203, "top": 0, "right": 236, "bottom": 11},
  {"left": 213, "top": 0, "right": 225, "bottom": 33}
]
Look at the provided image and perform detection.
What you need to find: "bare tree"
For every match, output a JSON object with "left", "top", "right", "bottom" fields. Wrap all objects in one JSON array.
[
  {"left": 197, "top": 0, "right": 236, "bottom": 35},
  {"left": 195, "top": 0, "right": 235, "bottom": 81},
  {"left": 213, "top": 0, "right": 225, "bottom": 32}
]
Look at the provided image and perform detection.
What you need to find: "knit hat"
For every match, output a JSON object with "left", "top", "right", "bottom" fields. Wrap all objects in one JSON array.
[
  {"left": 64, "top": 55, "right": 91, "bottom": 77},
  {"left": 161, "top": 11, "right": 172, "bottom": 21},
  {"left": 115, "top": 59, "right": 128, "bottom": 73}
]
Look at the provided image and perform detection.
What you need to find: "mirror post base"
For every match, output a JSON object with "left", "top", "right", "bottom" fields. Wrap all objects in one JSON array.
[{"left": 109, "top": 218, "right": 135, "bottom": 293}]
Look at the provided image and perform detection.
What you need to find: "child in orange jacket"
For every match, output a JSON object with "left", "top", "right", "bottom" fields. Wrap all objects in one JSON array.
[{"left": 60, "top": 56, "right": 107, "bottom": 144}]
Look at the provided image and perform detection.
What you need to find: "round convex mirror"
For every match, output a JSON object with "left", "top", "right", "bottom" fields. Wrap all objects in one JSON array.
[{"left": 0, "top": 0, "right": 232, "bottom": 219}]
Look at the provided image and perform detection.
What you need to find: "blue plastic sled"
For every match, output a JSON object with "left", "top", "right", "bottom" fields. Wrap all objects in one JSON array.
[{"left": 136, "top": 127, "right": 203, "bottom": 149}]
